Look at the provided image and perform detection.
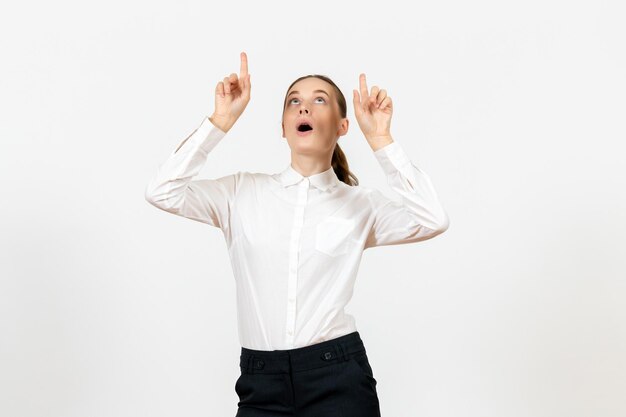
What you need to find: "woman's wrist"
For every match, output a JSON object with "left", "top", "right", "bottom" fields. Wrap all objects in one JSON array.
[
  {"left": 208, "top": 114, "right": 233, "bottom": 133},
  {"left": 366, "top": 134, "right": 394, "bottom": 151}
]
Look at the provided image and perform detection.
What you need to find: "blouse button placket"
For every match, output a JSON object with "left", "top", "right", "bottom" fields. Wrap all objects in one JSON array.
[{"left": 285, "top": 177, "right": 309, "bottom": 346}]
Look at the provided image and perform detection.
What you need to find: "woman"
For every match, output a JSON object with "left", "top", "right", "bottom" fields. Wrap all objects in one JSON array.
[{"left": 145, "top": 51, "right": 450, "bottom": 416}]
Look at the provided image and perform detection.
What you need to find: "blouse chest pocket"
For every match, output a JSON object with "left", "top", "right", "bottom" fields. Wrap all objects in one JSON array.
[{"left": 315, "top": 216, "right": 356, "bottom": 257}]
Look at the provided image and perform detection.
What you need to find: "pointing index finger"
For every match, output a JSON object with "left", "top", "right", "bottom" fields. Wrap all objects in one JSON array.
[
  {"left": 359, "top": 73, "right": 369, "bottom": 100},
  {"left": 240, "top": 51, "right": 249, "bottom": 78}
]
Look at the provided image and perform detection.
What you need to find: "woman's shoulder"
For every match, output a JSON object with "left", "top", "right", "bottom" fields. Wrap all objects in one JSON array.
[
  {"left": 231, "top": 170, "right": 278, "bottom": 188},
  {"left": 344, "top": 183, "right": 393, "bottom": 207},
  {"left": 237, "top": 170, "right": 274, "bottom": 180},
  {"left": 343, "top": 182, "right": 378, "bottom": 195}
]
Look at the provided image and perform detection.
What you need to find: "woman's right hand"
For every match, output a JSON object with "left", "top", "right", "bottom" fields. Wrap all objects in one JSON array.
[{"left": 209, "top": 51, "right": 251, "bottom": 133}]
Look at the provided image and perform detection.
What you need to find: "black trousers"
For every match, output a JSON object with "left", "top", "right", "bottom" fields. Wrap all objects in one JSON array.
[{"left": 235, "top": 331, "right": 382, "bottom": 416}]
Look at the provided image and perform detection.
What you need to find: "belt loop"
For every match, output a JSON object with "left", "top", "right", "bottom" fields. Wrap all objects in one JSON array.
[
  {"left": 247, "top": 355, "right": 254, "bottom": 374},
  {"left": 336, "top": 342, "right": 348, "bottom": 362}
]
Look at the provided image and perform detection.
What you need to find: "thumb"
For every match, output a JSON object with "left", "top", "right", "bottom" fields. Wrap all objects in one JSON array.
[
  {"left": 243, "top": 74, "right": 251, "bottom": 98},
  {"left": 352, "top": 89, "right": 362, "bottom": 116}
]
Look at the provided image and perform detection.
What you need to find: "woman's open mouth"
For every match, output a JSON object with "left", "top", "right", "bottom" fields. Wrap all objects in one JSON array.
[{"left": 296, "top": 122, "right": 314, "bottom": 136}]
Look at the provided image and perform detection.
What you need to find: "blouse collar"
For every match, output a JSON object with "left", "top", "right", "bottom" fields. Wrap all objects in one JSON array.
[{"left": 278, "top": 163, "right": 340, "bottom": 191}]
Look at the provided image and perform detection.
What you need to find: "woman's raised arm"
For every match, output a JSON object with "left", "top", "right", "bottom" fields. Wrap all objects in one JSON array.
[
  {"left": 352, "top": 73, "right": 450, "bottom": 248},
  {"left": 144, "top": 52, "right": 251, "bottom": 230}
]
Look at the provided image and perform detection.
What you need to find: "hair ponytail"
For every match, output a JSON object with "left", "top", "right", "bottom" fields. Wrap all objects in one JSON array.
[{"left": 331, "top": 142, "right": 358, "bottom": 186}]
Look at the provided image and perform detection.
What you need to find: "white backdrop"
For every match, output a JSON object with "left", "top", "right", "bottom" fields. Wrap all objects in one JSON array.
[{"left": 1, "top": 1, "right": 625, "bottom": 416}]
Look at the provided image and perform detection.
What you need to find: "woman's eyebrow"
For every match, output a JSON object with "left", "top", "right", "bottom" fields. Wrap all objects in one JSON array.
[{"left": 287, "top": 90, "right": 330, "bottom": 97}]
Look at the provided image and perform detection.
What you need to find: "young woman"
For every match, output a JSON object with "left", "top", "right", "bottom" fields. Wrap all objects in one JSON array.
[{"left": 145, "top": 51, "right": 450, "bottom": 416}]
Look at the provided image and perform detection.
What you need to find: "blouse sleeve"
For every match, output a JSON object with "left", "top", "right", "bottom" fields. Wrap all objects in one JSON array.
[
  {"left": 144, "top": 115, "right": 242, "bottom": 230},
  {"left": 365, "top": 140, "right": 450, "bottom": 249}
]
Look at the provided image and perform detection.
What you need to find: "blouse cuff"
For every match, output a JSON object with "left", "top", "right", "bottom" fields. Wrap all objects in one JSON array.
[{"left": 373, "top": 141, "right": 412, "bottom": 175}]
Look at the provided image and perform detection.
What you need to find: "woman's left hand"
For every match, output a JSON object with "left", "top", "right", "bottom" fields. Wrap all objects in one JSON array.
[{"left": 352, "top": 73, "right": 393, "bottom": 141}]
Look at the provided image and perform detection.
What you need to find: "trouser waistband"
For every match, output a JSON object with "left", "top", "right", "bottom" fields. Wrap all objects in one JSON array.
[{"left": 239, "top": 331, "right": 365, "bottom": 374}]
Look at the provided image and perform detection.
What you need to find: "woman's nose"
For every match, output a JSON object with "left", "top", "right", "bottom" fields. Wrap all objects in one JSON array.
[{"left": 299, "top": 108, "right": 309, "bottom": 114}]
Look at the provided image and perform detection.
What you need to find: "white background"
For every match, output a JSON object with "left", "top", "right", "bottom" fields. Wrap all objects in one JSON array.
[{"left": 1, "top": 1, "right": 625, "bottom": 416}]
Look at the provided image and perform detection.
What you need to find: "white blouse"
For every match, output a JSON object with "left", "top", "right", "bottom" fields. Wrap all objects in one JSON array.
[{"left": 145, "top": 115, "right": 450, "bottom": 350}]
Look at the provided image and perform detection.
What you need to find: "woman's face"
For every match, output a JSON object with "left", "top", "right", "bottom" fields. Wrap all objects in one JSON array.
[{"left": 282, "top": 78, "right": 348, "bottom": 157}]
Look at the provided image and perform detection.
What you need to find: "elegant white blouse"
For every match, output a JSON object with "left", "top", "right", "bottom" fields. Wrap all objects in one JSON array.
[{"left": 145, "top": 115, "right": 450, "bottom": 350}]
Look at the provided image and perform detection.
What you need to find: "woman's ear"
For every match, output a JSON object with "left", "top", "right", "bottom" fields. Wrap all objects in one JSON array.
[{"left": 337, "top": 118, "right": 349, "bottom": 137}]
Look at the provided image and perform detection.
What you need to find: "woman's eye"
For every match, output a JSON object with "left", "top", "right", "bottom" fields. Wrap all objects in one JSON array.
[{"left": 289, "top": 97, "right": 326, "bottom": 104}]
